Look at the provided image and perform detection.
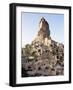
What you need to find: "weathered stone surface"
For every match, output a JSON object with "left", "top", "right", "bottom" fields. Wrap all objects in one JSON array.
[{"left": 21, "top": 17, "right": 64, "bottom": 77}]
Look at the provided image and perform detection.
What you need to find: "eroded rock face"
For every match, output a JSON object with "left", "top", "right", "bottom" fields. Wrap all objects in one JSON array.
[
  {"left": 22, "top": 17, "right": 64, "bottom": 77},
  {"left": 32, "top": 17, "right": 51, "bottom": 47},
  {"left": 38, "top": 17, "right": 50, "bottom": 38}
]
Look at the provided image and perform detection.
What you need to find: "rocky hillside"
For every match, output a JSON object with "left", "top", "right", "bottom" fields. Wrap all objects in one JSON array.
[{"left": 22, "top": 17, "right": 64, "bottom": 77}]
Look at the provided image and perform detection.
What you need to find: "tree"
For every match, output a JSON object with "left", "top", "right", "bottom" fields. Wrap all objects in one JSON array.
[{"left": 24, "top": 44, "right": 32, "bottom": 57}]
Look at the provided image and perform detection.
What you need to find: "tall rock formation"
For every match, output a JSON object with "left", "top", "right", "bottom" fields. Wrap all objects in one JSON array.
[
  {"left": 22, "top": 17, "right": 64, "bottom": 77},
  {"left": 32, "top": 17, "right": 51, "bottom": 47}
]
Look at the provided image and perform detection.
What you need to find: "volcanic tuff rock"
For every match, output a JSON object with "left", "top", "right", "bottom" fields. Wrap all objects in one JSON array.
[{"left": 22, "top": 17, "right": 64, "bottom": 77}]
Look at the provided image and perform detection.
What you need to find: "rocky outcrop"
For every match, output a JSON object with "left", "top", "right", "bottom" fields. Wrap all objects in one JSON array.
[
  {"left": 32, "top": 17, "right": 51, "bottom": 47},
  {"left": 22, "top": 17, "right": 64, "bottom": 77}
]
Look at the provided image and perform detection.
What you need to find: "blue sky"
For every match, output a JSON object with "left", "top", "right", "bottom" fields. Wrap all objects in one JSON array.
[{"left": 21, "top": 12, "right": 64, "bottom": 47}]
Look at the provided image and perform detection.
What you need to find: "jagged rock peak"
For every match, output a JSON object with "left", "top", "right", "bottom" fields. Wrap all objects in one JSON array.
[
  {"left": 32, "top": 17, "right": 51, "bottom": 47},
  {"left": 38, "top": 17, "right": 50, "bottom": 39},
  {"left": 39, "top": 17, "right": 49, "bottom": 27}
]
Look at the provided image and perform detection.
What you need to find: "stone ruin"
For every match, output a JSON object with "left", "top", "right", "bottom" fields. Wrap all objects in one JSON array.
[{"left": 21, "top": 17, "right": 64, "bottom": 77}]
